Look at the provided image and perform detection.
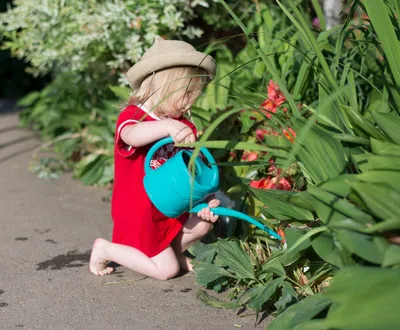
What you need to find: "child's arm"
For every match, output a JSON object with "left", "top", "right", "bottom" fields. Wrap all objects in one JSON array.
[{"left": 121, "top": 118, "right": 195, "bottom": 147}]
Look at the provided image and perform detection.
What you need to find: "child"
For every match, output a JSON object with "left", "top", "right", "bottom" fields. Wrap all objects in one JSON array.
[{"left": 89, "top": 35, "right": 220, "bottom": 280}]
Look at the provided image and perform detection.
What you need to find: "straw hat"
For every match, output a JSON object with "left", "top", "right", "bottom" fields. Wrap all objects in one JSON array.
[{"left": 126, "top": 36, "right": 216, "bottom": 90}]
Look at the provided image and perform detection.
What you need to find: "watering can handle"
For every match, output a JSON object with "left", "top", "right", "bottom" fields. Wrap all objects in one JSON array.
[
  {"left": 190, "top": 203, "right": 282, "bottom": 240},
  {"left": 144, "top": 137, "right": 174, "bottom": 174},
  {"left": 144, "top": 137, "right": 219, "bottom": 178}
]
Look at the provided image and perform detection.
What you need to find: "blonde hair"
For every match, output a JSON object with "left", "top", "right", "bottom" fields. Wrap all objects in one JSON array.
[{"left": 128, "top": 66, "right": 207, "bottom": 117}]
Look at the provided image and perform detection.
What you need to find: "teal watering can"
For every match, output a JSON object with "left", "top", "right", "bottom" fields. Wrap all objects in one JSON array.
[{"left": 143, "top": 137, "right": 281, "bottom": 240}]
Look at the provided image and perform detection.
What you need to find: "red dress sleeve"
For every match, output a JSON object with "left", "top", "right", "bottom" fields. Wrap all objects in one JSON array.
[
  {"left": 179, "top": 117, "right": 198, "bottom": 137},
  {"left": 115, "top": 105, "right": 148, "bottom": 158}
]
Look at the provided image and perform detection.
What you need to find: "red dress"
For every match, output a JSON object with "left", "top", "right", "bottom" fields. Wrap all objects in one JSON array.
[{"left": 111, "top": 104, "right": 197, "bottom": 258}]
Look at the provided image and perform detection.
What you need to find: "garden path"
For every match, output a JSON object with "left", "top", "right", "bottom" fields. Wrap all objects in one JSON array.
[{"left": 0, "top": 101, "right": 270, "bottom": 330}]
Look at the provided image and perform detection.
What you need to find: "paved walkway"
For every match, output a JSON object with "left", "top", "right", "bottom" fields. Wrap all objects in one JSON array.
[{"left": 0, "top": 101, "right": 269, "bottom": 330}]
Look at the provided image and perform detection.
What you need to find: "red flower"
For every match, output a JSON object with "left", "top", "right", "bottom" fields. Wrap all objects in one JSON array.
[
  {"left": 267, "top": 80, "right": 280, "bottom": 100},
  {"left": 256, "top": 129, "right": 279, "bottom": 140},
  {"left": 261, "top": 80, "right": 287, "bottom": 119},
  {"left": 275, "top": 95, "right": 286, "bottom": 106},
  {"left": 250, "top": 176, "right": 291, "bottom": 190},
  {"left": 242, "top": 151, "right": 258, "bottom": 162},
  {"left": 268, "top": 80, "right": 286, "bottom": 104},
  {"left": 261, "top": 99, "right": 277, "bottom": 119},
  {"left": 283, "top": 127, "right": 296, "bottom": 142},
  {"left": 256, "top": 129, "right": 268, "bottom": 140},
  {"left": 268, "top": 159, "right": 282, "bottom": 176}
]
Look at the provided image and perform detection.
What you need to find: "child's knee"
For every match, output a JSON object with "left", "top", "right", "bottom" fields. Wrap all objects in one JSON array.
[{"left": 156, "top": 264, "right": 180, "bottom": 281}]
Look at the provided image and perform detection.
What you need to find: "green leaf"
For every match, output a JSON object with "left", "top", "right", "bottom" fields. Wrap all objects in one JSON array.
[
  {"left": 331, "top": 133, "right": 370, "bottom": 145},
  {"left": 373, "top": 112, "right": 400, "bottom": 144},
  {"left": 190, "top": 241, "right": 216, "bottom": 264},
  {"left": 307, "top": 185, "right": 375, "bottom": 227},
  {"left": 310, "top": 0, "right": 326, "bottom": 30},
  {"left": 342, "top": 105, "right": 388, "bottom": 140},
  {"left": 276, "top": 1, "right": 337, "bottom": 89},
  {"left": 251, "top": 188, "right": 314, "bottom": 221},
  {"left": 260, "top": 259, "right": 286, "bottom": 277},
  {"left": 17, "top": 91, "right": 40, "bottom": 107},
  {"left": 367, "top": 155, "right": 400, "bottom": 171},
  {"left": 246, "top": 277, "right": 285, "bottom": 309},
  {"left": 356, "top": 171, "right": 400, "bottom": 193},
  {"left": 293, "top": 120, "right": 346, "bottom": 185},
  {"left": 268, "top": 294, "right": 332, "bottom": 330},
  {"left": 108, "top": 85, "right": 131, "bottom": 100},
  {"left": 350, "top": 182, "right": 400, "bottom": 219},
  {"left": 219, "top": 0, "right": 300, "bottom": 116},
  {"left": 196, "top": 50, "right": 232, "bottom": 111},
  {"left": 292, "top": 58, "right": 313, "bottom": 100},
  {"left": 363, "top": 0, "right": 400, "bottom": 88},
  {"left": 371, "top": 138, "right": 400, "bottom": 156},
  {"left": 214, "top": 240, "right": 255, "bottom": 280},
  {"left": 293, "top": 319, "right": 330, "bottom": 330},
  {"left": 311, "top": 231, "right": 343, "bottom": 268},
  {"left": 279, "top": 228, "right": 320, "bottom": 266},
  {"left": 336, "top": 230, "right": 387, "bottom": 264},
  {"left": 361, "top": 217, "right": 400, "bottom": 234},
  {"left": 351, "top": 151, "right": 370, "bottom": 173},
  {"left": 274, "top": 281, "right": 298, "bottom": 314},
  {"left": 382, "top": 244, "right": 400, "bottom": 267},
  {"left": 182, "top": 140, "right": 286, "bottom": 156},
  {"left": 239, "top": 112, "right": 255, "bottom": 134},
  {"left": 323, "top": 266, "right": 400, "bottom": 330},
  {"left": 74, "top": 154, "right": 105, "bottom": 185},
  {"left": 194, "top": 263, "right": 233, "bottom": 287},
  {"left": 319, "top": 174, "right": 357, "bottom": 198},
  {"left": 196, "top": 289, "right": 235, "bottom": 309}
]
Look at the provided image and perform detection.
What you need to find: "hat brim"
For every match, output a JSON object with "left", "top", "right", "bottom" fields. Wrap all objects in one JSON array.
[{"left": 126, "top": 51, "right": 216, "bottom": 90}]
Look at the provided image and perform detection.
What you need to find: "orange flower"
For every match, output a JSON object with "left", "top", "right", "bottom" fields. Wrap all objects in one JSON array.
[
  {"left": 249, "top": 176, "right": 291, "bottom": 190},
  {"left": 283, "top": 127, "right": 296, "bottom": 142},
  {"left": 277, "top": 228, "right": 286, "bottom": 243},
  {"left": 261, "top": 99, "right": 277, "bottom": 119}
]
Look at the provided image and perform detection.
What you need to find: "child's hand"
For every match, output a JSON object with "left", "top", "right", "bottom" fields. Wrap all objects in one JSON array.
[
  {"left": 196, "top": 199, "right": 221, "bottom": 222},
  {"left": 167, "top": 119, "right": 195, "bottom": 144}
]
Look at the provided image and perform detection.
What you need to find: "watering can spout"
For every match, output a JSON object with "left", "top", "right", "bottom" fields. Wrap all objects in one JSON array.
[{"left": 190, "top": 203, "right": 282, "bottom": 240}]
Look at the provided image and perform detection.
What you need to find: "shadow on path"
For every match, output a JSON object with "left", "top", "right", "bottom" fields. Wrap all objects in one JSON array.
[
  {"left": 0, "top": 145, "right": 40, "bottom": 164},
  {"left": 0, "top": 135, "right": 37, "bottom": 150}
]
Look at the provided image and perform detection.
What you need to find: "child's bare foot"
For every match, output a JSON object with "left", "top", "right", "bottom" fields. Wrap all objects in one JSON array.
[
  {"left": 89, "top": 238, "right": 114, "bottom": 276},
  {"left": 178, "top": 254, "right": 194, "bottom": 272}
]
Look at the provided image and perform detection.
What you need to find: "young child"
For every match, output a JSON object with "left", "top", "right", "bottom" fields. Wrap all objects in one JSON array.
[{"left": 89, "top": 36, "right": 220, "bottom": 280}]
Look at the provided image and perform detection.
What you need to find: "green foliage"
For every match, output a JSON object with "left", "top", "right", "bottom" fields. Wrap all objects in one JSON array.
[
  {"left": 189, "top": 1, "right": 400, "bottom": 328},
  {"left": 270, "top": 267, "right": 400, "bottom": 330},
  {"left": 0, "top": 0, "right": 210, "bottom": 79},
  {"left": 18, "top": 72, "right": 118, "bottom": 186}
]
